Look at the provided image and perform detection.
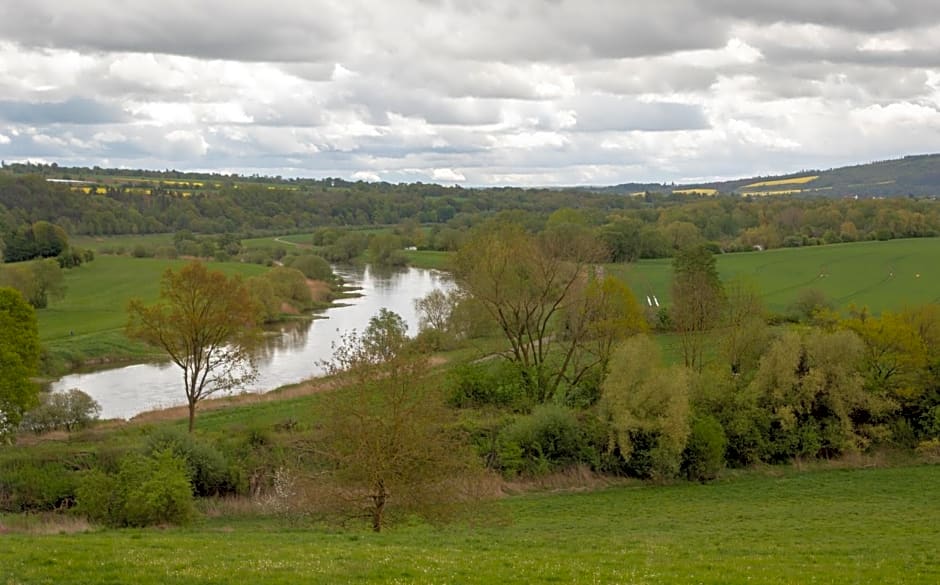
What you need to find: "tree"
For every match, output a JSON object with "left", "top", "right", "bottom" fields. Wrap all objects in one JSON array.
[
  {"left": 0, "top": 287, "right": 41, "bottom": 443},
  {"left": 600, "top": 336, "right": 691, "bottom": 478},
  {"left": 317, "top": 310, "right": 479, "bottom": 532},
  {"left": 671, "top": 245, "right": 725, "bottom": 371},
  {"left": 749, "top": 329, "right": 893, "bottom": 458},
  {"left": 368, "top": 233, "right": 407, "bottom": 267},
  {"left": 126, "top": 261, "right": 260, "bottom": 431},
  {"left": 453, "top": 222, "right": 608, "bottom": 402},
  {"left": 0, "top": 259, "right": 67, "bottom": 309}
]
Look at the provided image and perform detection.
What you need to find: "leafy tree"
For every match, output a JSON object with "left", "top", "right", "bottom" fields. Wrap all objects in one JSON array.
[
  {"left": 126, "top": 261, "right": 260, "bottom": 431},
  {"left": 264, "top": 267, "right": 313, "bottom": 312},
  {"left": 368, "top": 233, "right": 407, "bottom": 267},
  {"left": 0, "top": 287, "right": 41, "bottom": 443},
  {"left": 600, "top": 336, "right": 691, "bottom": 479},
  {"left": 720, "top": 277, "right": 769, "bottom": 376},
  {"left": 749, "top": 330, "right": 893, "bottom": 458},
  {"left": 318, "top": 310, "right": 479, "bottom": 532},
  {"left": 285, "top": 254, "right": 333, "bottom": 281},
  {"left": 20, "top": 388, "right": 101, "bottom": 434},
  {"left": 454, "top": 222, "right": 608, "bottom": 402},
  {"left": 0, "top": 259, "right": 67, "bottom": 308},
  {"left": 671, "top": 245, "right": 725, "bottom": 371}
]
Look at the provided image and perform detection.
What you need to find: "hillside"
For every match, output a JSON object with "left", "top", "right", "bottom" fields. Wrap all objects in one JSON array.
[{"left": 602, "top": 153, "right": 940, "bottom": 198}]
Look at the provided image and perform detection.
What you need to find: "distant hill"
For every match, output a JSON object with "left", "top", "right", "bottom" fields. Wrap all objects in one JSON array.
[{"left": 601, "top": 153, "right": 940, "bottom": 198}]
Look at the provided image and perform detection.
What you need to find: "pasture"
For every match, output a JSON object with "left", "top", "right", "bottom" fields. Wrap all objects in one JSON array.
[
  {"left": 609, "top": 237, "right": 940, "bottom": 314},
  {"left": 0, "top": 464, "right": 936, "bottom": 584},
  {"left": 38, "top": 256, "right": 267, "bottom": 366}
]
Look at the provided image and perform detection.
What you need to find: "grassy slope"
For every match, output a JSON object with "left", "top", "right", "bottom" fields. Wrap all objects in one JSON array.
[
  {"left": 608, "top": 237, "right": 940, "bottom": 313},
  {"left": 1, "top": 465, "right": 937, "bottom": 584},
  {"left": 38, "top": 256, "right": 267, "bottom": 364}
]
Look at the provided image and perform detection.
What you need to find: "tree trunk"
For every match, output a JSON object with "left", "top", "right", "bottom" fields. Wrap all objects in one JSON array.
[
  {"left": 188, "top": 400, "right": 196, "bottom": 433},
  {"left": 371, "top": 479, "right": 387, "bottom": 533}
]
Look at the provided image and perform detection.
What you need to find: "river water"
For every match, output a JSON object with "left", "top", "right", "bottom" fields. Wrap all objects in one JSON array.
[{"left": 50, "top": 265, "right": 453, "bottom": 420}]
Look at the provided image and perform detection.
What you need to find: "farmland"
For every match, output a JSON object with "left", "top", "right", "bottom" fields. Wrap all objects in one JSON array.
[
  {"left": 1, "top": 464, "right": 937, "bottom": 584},
  {"left": 609, "top": 237, "right": 940, "bottom": 313}
]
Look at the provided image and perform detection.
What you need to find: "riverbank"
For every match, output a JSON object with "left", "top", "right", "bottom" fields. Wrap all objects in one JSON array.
[{"left": 36, "top": 255, "right": 350, "bottom": 376}]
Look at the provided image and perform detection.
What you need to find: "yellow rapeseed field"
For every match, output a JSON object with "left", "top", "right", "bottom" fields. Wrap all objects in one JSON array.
[{"left": 743, "top": 175, "right": 819, "bottom": 189}]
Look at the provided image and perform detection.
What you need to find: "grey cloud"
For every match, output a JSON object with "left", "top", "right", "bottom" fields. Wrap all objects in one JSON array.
[
  {"left": 0, "top": 0, "right": 343, "bottom": 62},
  {"left": 707, "top": 0, "right": 940, "bottom": 32},
  {"left": 568, "top": 96, "right": 710, "bottom": 132},
  {"left": 0, "top": 98, "right": 128, "bottom": 124}
]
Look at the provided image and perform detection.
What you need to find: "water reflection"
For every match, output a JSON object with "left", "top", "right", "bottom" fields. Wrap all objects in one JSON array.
[{"left": 51, "top": 265, "right": 453, "bottom": 419}]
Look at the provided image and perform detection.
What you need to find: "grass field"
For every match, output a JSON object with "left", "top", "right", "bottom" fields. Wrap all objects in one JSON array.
[
  {"left": 0, "top": 464, "right": 936, "bottom": 584},
  {"left": 609, "top": 237, "right": 940, "bottom": 313},
  {"left": 37, "top": 256, "right": 268, "bottom": 367}
]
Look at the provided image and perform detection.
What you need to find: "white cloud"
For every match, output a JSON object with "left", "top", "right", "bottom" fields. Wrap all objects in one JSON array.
[{"left": 0, "top": 1, "right": 937, "bottom": 185}]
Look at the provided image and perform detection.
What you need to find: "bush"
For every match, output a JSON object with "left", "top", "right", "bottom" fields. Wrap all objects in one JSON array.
[
  {"left": 285, "top": 254, "right": 333, "bottom": 281},
  {"left": 76, "top": 450, "right": 194, "bottom": 527},
  {"left": 447, "top": 361, "right": 526, "bottom": 409},
  {"left": 496, "top": 405, "right": 595, "bottom": 476},
  {"left": 681, "top": 415, "right": 727, "bottom": 482},
  {"left": 144, "top": 428, "right": 236, "bottom": 497},
  {"left": 0, "top": 459, "right": 77, "bottom": 512},
  {"left": 20, "top": 389, "right": 101, "bottom": 434},
  {"left": 131, "top": 244, "right": 153, "bottom": 258},
  {"left": 123, "top": 451, "right": 195, "bottom": 527}
]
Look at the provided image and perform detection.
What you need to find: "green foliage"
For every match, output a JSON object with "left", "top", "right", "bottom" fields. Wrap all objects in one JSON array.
[
  {"left": 749, "top": 329, "right": 892, "bottom": 460},
  {"left": 0, "top": 458, "right": 78, "bottom": 512},
  {"left": 19, "top": 388, "right": 101, "bottom": 434},
  {"left": 368, "top": 233, "right": 408, "bottom": 266},
  {"left": 0, "top": 258, "right": 67, "bottom": 308},
  {"left": 284, "top": 253, "right": 333, "bottom": 281},
  {"left": 77, "top": 450, "right": 195, "bottom": 527},
  {"left": 2, "top": 220, "right": 68, "bottom": 263},
  {"left": 496, "top": 405, "right": 594, "bottom": 476},
  {"left": 264, "top": 266, "right": 313, "bottom": 312},
  {"left": 446, "top": 361, "right": 526, "bottom": 409},
  {"left": 126, "top": 261, "right": 261, "bottom": 432},
  {"left": 681, "top": 415, "right": 728, "bottom": 482},
  {"left": 0, "top": 286, "right": 41, "bottom": 440},
  {"left": 600, "top": 336, "right": 691, "bottom": 479},
  {"left": 144, "top": 428, "right": 236, "bottom": 497}
]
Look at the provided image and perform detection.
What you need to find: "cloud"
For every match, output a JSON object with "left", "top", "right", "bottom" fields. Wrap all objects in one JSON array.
[
  {"left": 0, "top": 1, "right": 937, "bottom": 185},
  {"left": 0, "top": 97, "right": 127, "bottom": 124}
]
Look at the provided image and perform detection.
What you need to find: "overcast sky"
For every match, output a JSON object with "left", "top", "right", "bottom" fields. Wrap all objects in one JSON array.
[{"left": 1, "top": 0, "right": 939, "bottom": 186}]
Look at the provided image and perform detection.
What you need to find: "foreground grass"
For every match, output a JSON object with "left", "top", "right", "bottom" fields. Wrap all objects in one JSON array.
[{"left": 1, "top": 465, "right": 937, "bottom": 584}]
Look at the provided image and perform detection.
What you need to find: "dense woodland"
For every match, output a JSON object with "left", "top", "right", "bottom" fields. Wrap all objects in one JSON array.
[{"left": 3, "top": 163, "right": 940, "bottom": 266}]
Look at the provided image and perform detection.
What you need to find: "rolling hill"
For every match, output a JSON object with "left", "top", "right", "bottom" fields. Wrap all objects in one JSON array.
[{"left": 601, "top": 153, "right": 940, "bottom": 198}]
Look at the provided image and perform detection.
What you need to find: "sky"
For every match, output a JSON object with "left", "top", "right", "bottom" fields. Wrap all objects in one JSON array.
[{"left": 1, "top": 0, "right": 939, "bottom": 187}]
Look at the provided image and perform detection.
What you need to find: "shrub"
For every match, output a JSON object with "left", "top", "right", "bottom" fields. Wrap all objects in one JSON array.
[
  {"left": 76, "top": 450, "right": 194, "bottom": 527},
  {"left": 144, "top": 428, "right": 236, "bottom": 497},
  {"left": 681, "top": 415, "right": 728, "bottom": 482},
  {"left": 285, "top": 254, "right": 333, "bottom": 281},
  {"left": 447, "top": 361, "right": 526, "bottom": 409},
  {"left": 496, "top": 405, "right": 594, "bottom": 476},
  {"left": 131, "top": 244, "right": 153, "bottom": 258},
  {"left": 20, "top": 389, "right": 101, "bottom": 434},
  {"left": 123, "top": 451, "right": 195, "bottom": 527},
  {"left": 0, "top": 460, "right": 77, "bottom": 512}
]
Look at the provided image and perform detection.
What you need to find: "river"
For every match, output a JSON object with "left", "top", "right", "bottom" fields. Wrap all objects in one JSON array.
[{"left": 50, "top": 265, "right": 453, "bottom": 420}]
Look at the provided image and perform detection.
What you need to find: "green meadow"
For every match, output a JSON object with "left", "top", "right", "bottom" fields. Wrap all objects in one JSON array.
[
  {"left": 37, "top": 256, "right": 267, "bottom": 367},
  {"left": 609, "top": 237, "right": 940, "bottom": 313},
  {"left": 1, "top": 464, "right": 937, "bottom": 584}
]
